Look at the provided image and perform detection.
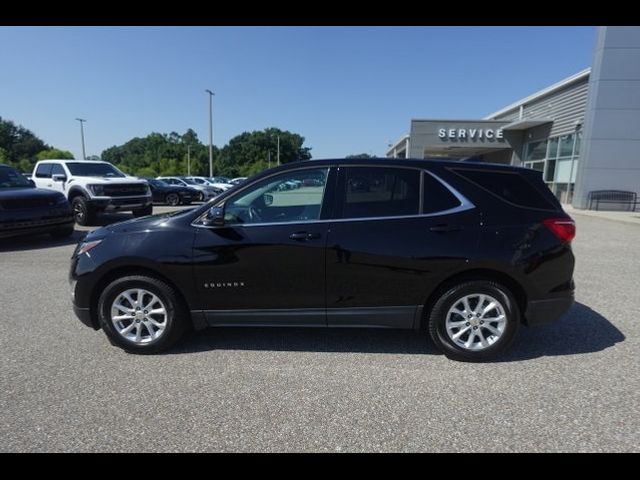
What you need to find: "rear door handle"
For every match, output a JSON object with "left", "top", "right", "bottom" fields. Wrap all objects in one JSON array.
[
  {"left": 289, "top": 232, "right": 321, "bottom": 240},
  {"left": 429, "top": 224, "right": 463, "bottom": 232}
]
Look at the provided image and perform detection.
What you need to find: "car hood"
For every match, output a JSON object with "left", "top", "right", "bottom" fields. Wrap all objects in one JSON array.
[
  {"left": 91, "top": 209, "right": 195, "bottom": 237},
  {"left": 0, "top": 187, "right": 64, "bottom": 200}
]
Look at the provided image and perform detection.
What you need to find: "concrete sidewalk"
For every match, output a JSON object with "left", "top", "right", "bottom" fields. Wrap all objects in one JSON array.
[{"left": 562, "top": 203, "right": 640, "bottom": 226}]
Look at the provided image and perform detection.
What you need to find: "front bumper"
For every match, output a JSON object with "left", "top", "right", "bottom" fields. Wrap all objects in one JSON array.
[
  {"left": 524, "top": 293, "right": 574, "bottom": 326},
  {"left": 0, "top": 216, "right": 74, "bottom": 239},
  {"left": 89, "top": 195, "right": 152, "bottom": 211}
]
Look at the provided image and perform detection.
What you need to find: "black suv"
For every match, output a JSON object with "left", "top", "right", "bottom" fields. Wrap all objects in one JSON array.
[{"left": 70, "top": 158, "right": 575, "bottom": 361}]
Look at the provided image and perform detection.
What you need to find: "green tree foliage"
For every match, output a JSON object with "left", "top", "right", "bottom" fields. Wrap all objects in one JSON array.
[
  {"left": 36, "top": 148, "right": 74, "bottom": 160},
  {"left": 101, "top": 127, "right": 312, "bottom": 178},
  {"left": 0, "top": 116, "right": 51, "bottom": 171},
  {"left": 346, "top": 153, "right": 376, "bottom": 159}
]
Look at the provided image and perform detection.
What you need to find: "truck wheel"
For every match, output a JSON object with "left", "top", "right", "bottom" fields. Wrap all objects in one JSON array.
[
  {"left": 71, "top": 196, "right": 95, "bottom": 226},
  {"left": 132, "top": 205, "right": 153, "bottom": 217}
]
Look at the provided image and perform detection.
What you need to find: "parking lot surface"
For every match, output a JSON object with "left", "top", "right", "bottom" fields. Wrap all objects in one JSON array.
[{"left": 0, "top": 207, "right": 638, "bottom": 452}]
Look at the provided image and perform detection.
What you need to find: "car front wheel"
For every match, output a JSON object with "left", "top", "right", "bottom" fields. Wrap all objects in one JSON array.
[
  {"left": 165, "top": 193, "right": 180, "bottom": 206},
  {"left": 71, "top": 196, "right": 94, "bottom": 226},
  {"left": 97, "top": 275, "right": 188, "bottom": 354},
  {"left": 427, "top": 280, "right": 520, "bottom": 362}
]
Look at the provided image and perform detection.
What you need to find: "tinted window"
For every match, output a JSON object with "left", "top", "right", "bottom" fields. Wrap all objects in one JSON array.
[
  {"left": 422, "top": 172, "right": 461, "bottom": 213},
  {"left": 51, "top": 164, "right": 66, "bottom": 176},
  {"left": 453, "top": 168, "right": 555, "bottom": 210},
  {"left": 66, "top": 162, "right": 125, "bottom": 177},
  {"left": 341, "top": 167, "right": 420, "bottom": 219},
  {"left": 225, "top": 168, "right": 329, "bottom": 225},
  {"left": 35, "top": 163, "right": 53, "bottom": 178},
  {"left": 0, "top": 166, "right": 32, "bottom": 188}
]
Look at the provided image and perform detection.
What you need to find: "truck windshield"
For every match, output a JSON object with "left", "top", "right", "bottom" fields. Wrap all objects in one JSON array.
[
  {"left": 65, "top": 162, "right": 125, "bottom": 178},
  {"left": 0, "top": 166, "right": 32, "bottom": 189}
]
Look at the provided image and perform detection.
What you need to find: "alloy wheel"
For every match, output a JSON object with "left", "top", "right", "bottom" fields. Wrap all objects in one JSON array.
[
  {"left": 110, "top": 288, "right": 167, "bottom": 344},
  {"left": 445, "top": 294, "right": 507, "bottom": 351}
]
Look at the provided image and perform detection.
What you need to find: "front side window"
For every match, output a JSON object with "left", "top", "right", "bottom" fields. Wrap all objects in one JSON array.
[
  {"left": 224, "top": 168, "right": 329, "bottom": 225},
  {"left": 340, "top": 167, "right": 420, "bottom": 219},
  {"left": 35, "top": 163, "right": 53, "bottom": 178},
  {"left": 51, "top": 164, "right": 66, "bottom": 177}
]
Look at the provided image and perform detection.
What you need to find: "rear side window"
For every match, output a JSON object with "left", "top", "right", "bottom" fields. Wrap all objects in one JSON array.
[
  {"left": 423, "top": 172, "right": 461, "bottom": 213},
  {"left": 452, "top": 168, "right": 555, "bottom": 210},
  {"left": 341, "top": 167, "right": 420, "bottom": 219},
  {"left": 35, "top": 163, "right": 53, "bottom": 178}
]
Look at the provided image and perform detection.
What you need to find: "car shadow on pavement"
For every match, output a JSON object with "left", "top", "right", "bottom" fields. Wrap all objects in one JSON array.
[
  {"left": 168, "top": 302, "right": 624, "bottom": 360},
  {"left": 0, "top": 229, "right": 86, "bottom": 252}
]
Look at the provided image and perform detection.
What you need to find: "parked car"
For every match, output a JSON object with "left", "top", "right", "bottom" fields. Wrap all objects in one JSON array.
[
  {"left": 145, "top": 178, "right": 197, "bottom": 206},
  {"left": 229, "top": 177, "right": 247, "bottom": 186},
  {"left": 157, "top": 176, "right": 218, "bottom": 202},
  {"left": 31, "top": 159, "right": 152, "bottom": 226},
  {"left": 70, "top": 158, "right": 575, "bottom": 361},
  {"left": 0, "top": 163, "right": 74, "bottom": 239},
  {"left": 184, "top": 176, "right": 232, "bottom": 193}
]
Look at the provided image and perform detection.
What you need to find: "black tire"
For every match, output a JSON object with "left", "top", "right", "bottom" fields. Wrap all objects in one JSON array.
[
  {"left": 71, "top": 196, "right": 95, "bottom": 226},
  {"left": 97, "top": 275, "right": 188, "bottom": 354},
  {"left": 165, "top": 193, "right": 180, "bottom": 206},
  {"left": 132, "top": 205, "right": 153, "bottom": 217},
  {"left": 50, "top": 225, "right": 75, "bottom": 238},
  {"left": 427, "top": 280, "right": 520, "bottom": 362}
]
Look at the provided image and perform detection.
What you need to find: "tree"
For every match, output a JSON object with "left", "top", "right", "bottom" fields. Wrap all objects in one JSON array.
[
  {"left": 346, "top": 153, "right": 376, "bottom": 159},
  {"left": 0, "top": 116, "right": 50, "bottom": 169},
  {"left": 37, "top": 148, "right": 74, "bottom": 160}
]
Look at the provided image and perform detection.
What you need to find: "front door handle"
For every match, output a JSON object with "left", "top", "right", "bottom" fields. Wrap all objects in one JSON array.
[
  {"left": 429, "top": 224, "right": 463, "bottom": 232},
  {"left": 289, "top": 232, "right": 321, "bottom": 241}
]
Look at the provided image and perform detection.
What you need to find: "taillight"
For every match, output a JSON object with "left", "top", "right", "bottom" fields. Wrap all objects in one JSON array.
[{"left": 543, "top": 218, "right": 576, "bottom": 243}]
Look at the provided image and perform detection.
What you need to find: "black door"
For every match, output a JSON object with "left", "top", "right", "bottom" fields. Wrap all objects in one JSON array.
[
  {"left": 192, "top": 166, "right": 335, "bottom": 326},
  {"left": 325, "top": 166, "right": 480, "bottom": 328}
]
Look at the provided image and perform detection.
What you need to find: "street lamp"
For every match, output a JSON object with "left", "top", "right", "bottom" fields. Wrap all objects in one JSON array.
[
  {"left": 76, "top": 118, "right": 87, "bottom": 160},
  {"left": 205, "top": 89, "right": 215, "bottom": 177}
]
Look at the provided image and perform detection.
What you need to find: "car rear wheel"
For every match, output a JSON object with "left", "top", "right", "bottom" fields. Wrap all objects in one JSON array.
[
  {"left": 427, "top": 280, "right": 520, "bottom": 362},
  {"left": 165, "top": 193, "right": 180, "bottom": 206},
  {"left": 97, "top": 275, "right": 187, "bottom": 354}
]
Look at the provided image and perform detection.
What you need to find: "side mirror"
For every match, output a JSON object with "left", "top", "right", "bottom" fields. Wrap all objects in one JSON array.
[
  {"left": 52, "top": 174, "right": 67, "bottom": 182},
  {"left": 203, "top": 205, "right": 225, "bottom": 227},
  {"left": 264, "top": 193, "right": 273, "bottom": 206}
]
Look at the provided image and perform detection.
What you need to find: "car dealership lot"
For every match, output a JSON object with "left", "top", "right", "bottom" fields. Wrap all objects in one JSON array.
[{"left": 0, "top": 209, "right": 638, "bottom": 452}]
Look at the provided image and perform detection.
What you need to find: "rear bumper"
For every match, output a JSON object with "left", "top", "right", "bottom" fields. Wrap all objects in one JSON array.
[{"left": 525, "top": 294, "right": 574, "bottom": 326}]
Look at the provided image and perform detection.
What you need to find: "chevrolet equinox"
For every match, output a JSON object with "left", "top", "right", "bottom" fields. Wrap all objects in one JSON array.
[{"left": 70, "top": 158, "right": 576, "bottom": 361}]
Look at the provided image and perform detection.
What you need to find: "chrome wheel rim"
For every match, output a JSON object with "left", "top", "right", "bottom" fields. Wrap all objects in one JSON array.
[
  {"left": 110, "top": 288, "right": 167, "bottom": 344},
  {"left": 73, "top": 202, "right": 85, "bottom": 221},
  {"left": 445, "top": 294, "right": 507, "bottom": 351}
]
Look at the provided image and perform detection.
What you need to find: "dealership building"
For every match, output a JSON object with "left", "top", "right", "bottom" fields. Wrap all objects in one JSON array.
[{"left": 387, "top": 26, "right": 640, "bottom": 209}]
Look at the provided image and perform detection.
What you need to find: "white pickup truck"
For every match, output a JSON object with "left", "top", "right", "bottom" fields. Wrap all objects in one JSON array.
[{"left": 31, "top": 159, "right": 152, "bottom": 225}]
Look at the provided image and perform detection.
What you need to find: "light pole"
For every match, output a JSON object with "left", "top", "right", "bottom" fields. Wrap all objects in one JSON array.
[
  {"left": 187, "top": 145, "right": 191, "bottom": 176},
  {"left": 76, "top": 118, "right": 87, "bottom": 160},
  {"left": 205, "top": 89, "right": 214, "bottom": 177},
  {"left": 277, "top": 135, "right": 280, "bottom": 166}
]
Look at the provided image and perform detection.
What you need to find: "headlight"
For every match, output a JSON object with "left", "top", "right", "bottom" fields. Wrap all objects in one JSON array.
[
  {"left": 77, "top": 239, "right": 102, "bottom": 256},
  {"left": 88, "top": 184, "right": 104, "bottom": 196}
]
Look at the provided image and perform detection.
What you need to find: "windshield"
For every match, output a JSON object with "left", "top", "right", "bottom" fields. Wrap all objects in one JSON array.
[
  {"left": 0, "top": 166, "right": 33, "bottom": 189},
  {"left": 65, "top": 162, "right": 125, "bottom": 177},
  {"left": 181, "top": 178, "right": 199, "bottom": 185},
  {"left": 150, "top": 179, "right": 168, "bottom": 187}
]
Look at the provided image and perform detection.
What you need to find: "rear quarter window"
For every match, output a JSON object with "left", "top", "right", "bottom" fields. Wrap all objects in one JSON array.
[{"left": 451, "top": 168, "right": 556, "bottom": 210}]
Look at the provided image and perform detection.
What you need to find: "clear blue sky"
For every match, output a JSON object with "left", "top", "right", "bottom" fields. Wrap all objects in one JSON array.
[{"left": 0, "top": 26, "right": 596, "bottom": 159}]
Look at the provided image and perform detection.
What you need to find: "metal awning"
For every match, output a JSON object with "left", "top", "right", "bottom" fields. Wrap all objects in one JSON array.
[{"left": 502, "top": 118, "right": 553, "bottom": 130}]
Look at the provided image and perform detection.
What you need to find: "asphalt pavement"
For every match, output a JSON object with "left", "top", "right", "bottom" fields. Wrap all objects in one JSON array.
[{"left": 0, "top": 207, "right": 638, "bottom": 452}]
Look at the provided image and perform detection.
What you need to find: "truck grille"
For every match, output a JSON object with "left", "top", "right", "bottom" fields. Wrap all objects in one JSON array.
[
  {"left": 103, "top": 184, "right": 148, "bottom": 197},
  {"left": 0, "top": 197, "right": 60, "bottom": 209}
]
